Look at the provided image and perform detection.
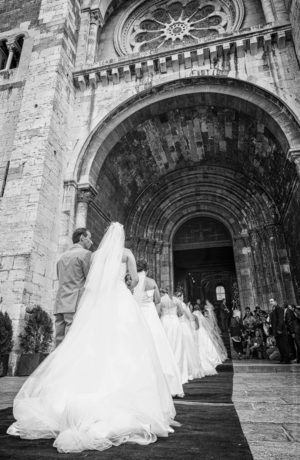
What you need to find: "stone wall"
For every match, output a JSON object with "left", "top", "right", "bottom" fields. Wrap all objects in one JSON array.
[
  {"left": 0, "top": 0, "right": 300, "bottom": 362},
  {"left": 290, "top": 0, "right": 300, "bottom": 62},
  {"left": 284, "top": 182, "right": 300, "bottom": 303},
  {"left": 0, "top": 0, "right": 81, "bottom": 372},
  {"left": 0, "top": 0, "right": 42, "bottom": 32}
]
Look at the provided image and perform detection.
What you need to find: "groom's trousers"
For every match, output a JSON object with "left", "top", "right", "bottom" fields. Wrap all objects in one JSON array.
[{"left": 54, "top": 313, "right": 74, "bottom": 347}]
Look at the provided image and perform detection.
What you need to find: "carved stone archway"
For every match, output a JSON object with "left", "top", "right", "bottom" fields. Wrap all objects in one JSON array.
[
  {"left": 125, "top": 166, "right": 295, "bottom": 310},
  {"left": 66, "top": 77, "right": 300, "bottom": 306}
]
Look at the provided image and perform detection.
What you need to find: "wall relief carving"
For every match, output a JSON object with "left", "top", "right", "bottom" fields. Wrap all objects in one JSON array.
[{"left": 114, "top": 0, "right": 245, "bottom": 55}]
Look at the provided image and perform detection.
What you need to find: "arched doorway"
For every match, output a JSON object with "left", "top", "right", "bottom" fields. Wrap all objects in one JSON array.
[
  {"left": 68, "top": 78, "right": 300, "bottom": 310},
  {"left": 173, "top": 217, "right": 236, "bottom": 306}
]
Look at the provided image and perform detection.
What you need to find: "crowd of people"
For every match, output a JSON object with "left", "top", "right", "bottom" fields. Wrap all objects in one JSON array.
[{"left": 216, "top": 299, "right": 300, "bottom": 364}]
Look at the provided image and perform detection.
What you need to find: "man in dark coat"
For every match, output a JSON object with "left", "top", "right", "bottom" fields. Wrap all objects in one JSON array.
[
  {"left": 284, "top": 303, "right": 296, "bottom": 360},
  {"left": 293, "top": 305, "right": 300, "bottom": 363},
  {"left": 220, "top": 299, "right": 230, "bottom": 332},
  {"left": 269, "top": 298, "right": 290, "bottom": 364}
]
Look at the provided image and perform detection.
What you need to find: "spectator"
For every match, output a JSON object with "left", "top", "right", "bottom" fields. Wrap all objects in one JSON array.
[
  {"left": 270, "top": 298, "right": 290, "bottom": 364},
  {"left": 260, "top": 311, "right": 270, "bottom": 339},
  {"left": 230, "top": 310, "right": 244, "bottom": 359},
  {"left": 284, "top": 303, "right": 297, "bottom": 361},
  {"left": 293, "top": 305, "right": 300, "bottom": 363},
  {"left": 243, "top": 307, "right": 256, "bottom": 332},
  {"left": 249, "top": 329, "right": 264, "bottom": 359},
  {"left": 220, "top": 299, "right": 230, "bottom": 332},
  {"left": 265, "top": 335, "right": 280, "bottom": 361}
]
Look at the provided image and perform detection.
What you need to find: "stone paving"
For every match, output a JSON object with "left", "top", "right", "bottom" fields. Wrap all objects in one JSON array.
[{"left": 232, "top": 361, "right": 300, "bottom": 460}]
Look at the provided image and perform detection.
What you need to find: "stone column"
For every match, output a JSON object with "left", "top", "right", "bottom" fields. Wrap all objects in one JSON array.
[
  {"left": 154, "top": 241, "right": 164, "bottom": 288},
  {"left": 137, "top": 238, "right": 147, "bottom": 261},
  {"left": 5, "top": 42, "right": 16, "bottom": 70},
  {"left": 76, "top": 184, "right": 97, "bottom": 228},
  {"left": 75, "top": 8, "right": 92, "bottom": 67},
  {"left": 86, "top": 10, "right": 102, "bottom": 65},
  {"left": 288, "top": 148, "right": 300, "bottom": 177},
  {"left": 261, "top": 0, "right": 276, "bottom": 22},
  {"left": 59, "top": 180, "right": 78, "bottom": 253},
  {"left": 264, "top": 224, "right": 296, "bottom": 304},
  {"left": 233, "top": 234, "right": 258, "bottom": 311},
  {"left": 0, "top": 47, "right": 7, "bottom": 70},
  {"left": 160, "top": 242, "right": 171, "bottom": 291}
]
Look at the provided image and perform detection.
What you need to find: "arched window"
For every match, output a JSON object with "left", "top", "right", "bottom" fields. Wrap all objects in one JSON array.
[
  {"left": 11, "top": 35, "right": 24, "bottom": 69},
  {"left": 0, "top": 35, "right": 24, "bottom": 71},
  {"left": 216, "top": 285, "right": 226, "bottom": 301},
  {"left": 0, "top": 41, "right": 8, "bottom": 70}
]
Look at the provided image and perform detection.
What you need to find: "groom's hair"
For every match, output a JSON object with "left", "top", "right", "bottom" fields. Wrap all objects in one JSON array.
[{"left": 72, "top": 228, "right": 88, "bottom": 244}]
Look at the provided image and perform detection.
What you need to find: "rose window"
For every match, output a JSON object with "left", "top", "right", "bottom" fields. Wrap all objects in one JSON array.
[{"left": 114, "top": 0, "right": 244, "bottom": 55}]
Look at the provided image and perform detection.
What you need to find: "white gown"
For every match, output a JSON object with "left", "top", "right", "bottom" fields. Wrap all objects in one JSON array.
[
  {"left": 160, "top": 294, "right": 189, "bottom": 385},
  {"left": 177, "top": 300, "right": 202, "bottom": 380},
  {"left": 204, "top": 303, "right": 228, "bottom": 362},
  {"left": 135, "top": 275, "right": 183, "bottom": 397},
  {"left": 193, "top": 310, "right": 222, "bottom": 376},
  {"left": 7, "top": 224, "right": 177, "bottom": 453}
]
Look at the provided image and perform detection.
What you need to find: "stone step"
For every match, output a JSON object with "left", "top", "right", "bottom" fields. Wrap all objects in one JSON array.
[{"left": 233, "top": 361, "right": 300, "bottom": 373}]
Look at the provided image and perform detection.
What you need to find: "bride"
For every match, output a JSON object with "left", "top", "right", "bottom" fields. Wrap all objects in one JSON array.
[{"left": 7, "top": 223, "right": 177, "bottom": 453}]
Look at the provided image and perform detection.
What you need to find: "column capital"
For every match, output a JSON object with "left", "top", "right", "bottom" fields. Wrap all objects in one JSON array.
[
  {"left": 64, "top": 179, "right": 77, "bottom": 189},
  {"left": 287, "top": 147, "right": 300, "bottom": 161},
  {"left": 6, "top": 38, "right": 20, "bottom": 53},
  {"left": 76, "top": 183, "right": 97, "bottom": 204}
]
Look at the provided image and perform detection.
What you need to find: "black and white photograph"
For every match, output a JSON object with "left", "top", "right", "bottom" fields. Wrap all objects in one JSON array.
[{"left": 0, "top": 1, "right": 299, "bottom": 459}]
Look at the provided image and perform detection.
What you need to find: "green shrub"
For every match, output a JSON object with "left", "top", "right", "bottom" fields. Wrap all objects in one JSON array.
[
  {"left": 0, "top": 311, "right": 13, "bottom": 354},
  {"left": 19, "top": 306, "right": 53, "bottom": 353}
]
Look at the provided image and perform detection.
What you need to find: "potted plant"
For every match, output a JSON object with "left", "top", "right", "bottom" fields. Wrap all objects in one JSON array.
[
  {"left": 16, "top": 306, "right": 53, "bottom": 376},
  {"left": 0, "top": 311, "right": 13, "bottom": 377}
]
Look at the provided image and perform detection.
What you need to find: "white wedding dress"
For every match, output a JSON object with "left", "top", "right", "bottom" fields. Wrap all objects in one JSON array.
[
  {"left": 176, "top": 300, "right": 202, "bottom": 380},
  {"left": 204, "top": 302, "right": 228, "bottom": 362},
  {"left": 7, "top": 223, "right": 177, "bottom": 453},
  {"left": 194, "top": 310, "right": 222, "bottom": 376},
  {"left": 160, "top": 294, "right": 189, "bottom": 384},
  {"left": 134, "top": 272, "right": 184, "bottom": 397}
]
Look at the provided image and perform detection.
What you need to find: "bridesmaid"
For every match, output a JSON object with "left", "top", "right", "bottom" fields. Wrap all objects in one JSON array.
[
  {"left": 160, "top": 289, "right": 189, "bottom": 385},
  {"left": 134, "top": 260, "right": 184, "bottom": 397},
  {"left": 173, "top": 292, "right": 202, "bottom": 380}
]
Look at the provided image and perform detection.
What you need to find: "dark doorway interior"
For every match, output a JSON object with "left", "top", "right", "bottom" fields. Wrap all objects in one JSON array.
[{"left": 173, "top": 217, "right": 237, "bottom": 307}]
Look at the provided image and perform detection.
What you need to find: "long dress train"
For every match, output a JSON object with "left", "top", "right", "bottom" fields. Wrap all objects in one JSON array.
[
  {"left": 7, "top": 223, "right": 176, "bottom": 453},
  {"left": 160, "top": 294, "right": 189, "bottom": 385},
  {"left": 204, "top": 301, "right": 228, "bottom": 362},
  {"left": 134, "top": 272, "right": 184, "bottom": 397},
  {"left": 193, "top": 310, "right": 222, "bottom": 376},
  {"left": 176, "top": 299, "right": 202, "bottom": 380}
]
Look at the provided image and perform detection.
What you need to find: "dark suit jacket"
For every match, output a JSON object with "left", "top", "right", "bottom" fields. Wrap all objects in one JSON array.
[
  {"left": 285, "top": 308, "right": 295, "bottom": 335},
  {"left": 271, "top": 305, "right": 287, "bottom": 337},
  {"left": 54, "top": 244, "right": 92, "bottom": 314}
]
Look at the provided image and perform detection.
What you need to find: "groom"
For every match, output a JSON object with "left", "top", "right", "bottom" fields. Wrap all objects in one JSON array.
[{"left": 54, "top": 228, "right": 93, "bottom": 346}]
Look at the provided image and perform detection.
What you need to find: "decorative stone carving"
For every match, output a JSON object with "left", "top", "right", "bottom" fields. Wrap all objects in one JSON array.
[
  {"left": 114, "top": 0, "right": 245, "bottom": 55},
  {"left": 76, "top": 184, "right": 97, "bottom": 204}
]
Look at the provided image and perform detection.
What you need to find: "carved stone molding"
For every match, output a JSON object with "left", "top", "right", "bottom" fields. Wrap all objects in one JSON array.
[
  {"left": 114, "top": 0, "right": 245, "bottom": 56},
  {"left": 76, "top": 184, "right": 97, "bottom": 204}
]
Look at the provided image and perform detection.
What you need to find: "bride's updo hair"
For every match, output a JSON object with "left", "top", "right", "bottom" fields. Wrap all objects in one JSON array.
[{"left": 136, "top": 259, "right": 148, "bottom": 272}]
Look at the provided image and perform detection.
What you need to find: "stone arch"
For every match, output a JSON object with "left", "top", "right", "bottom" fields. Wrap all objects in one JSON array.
[
  {"left": 124, "top": 165, "right": 288, "bottom": 309},
  {"left": 67, "top": 76, "right": 299, "bottom": 308},
  {"left": 72, "top": 77, "right": 300, "bottom": 187}
]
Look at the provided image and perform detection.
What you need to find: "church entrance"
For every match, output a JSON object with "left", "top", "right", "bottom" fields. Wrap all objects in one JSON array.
[{"left": 173, "top": 217, "right": 237, "bottom": 307}]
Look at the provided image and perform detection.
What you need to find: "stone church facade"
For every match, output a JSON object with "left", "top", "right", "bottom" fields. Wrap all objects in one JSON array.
[{"left": 0, "top": 0, "right": 300, "bottom": 346}]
